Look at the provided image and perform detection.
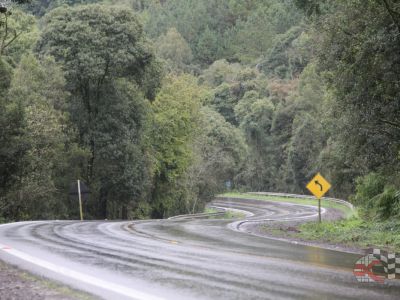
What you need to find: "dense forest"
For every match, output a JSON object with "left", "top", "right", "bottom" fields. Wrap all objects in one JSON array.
[{"left": 0, "top": 0, "right": 399, "bottom": 222}]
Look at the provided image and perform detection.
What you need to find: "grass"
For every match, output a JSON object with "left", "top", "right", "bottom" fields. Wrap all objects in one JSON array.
[
  {"left": 22, "top": 272, "right": 97, "bottom": 300},
  {"left": 298, "top": 218, "right": 400, "bottom": 253},
  {"left": 219, "top": 192, "right": 400, "bottom": 252},
  {"left": 204, "top": 206, "right": 246, "bottom": 219}
]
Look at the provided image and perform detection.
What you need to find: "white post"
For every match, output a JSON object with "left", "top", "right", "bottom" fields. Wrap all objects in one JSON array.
[{"left": 77, "top": 179, "right": 83, "bottom": 221}]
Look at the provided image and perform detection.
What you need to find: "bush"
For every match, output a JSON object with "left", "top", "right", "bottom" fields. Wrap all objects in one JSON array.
[
  {"left": 375, "top": 186, "right": 400, "bottom": 220},
  {"left": 352, "top": 173, "right": 400, "bottom": 220},
  {"left": 352, "top": 173, "right": 385, "bottom": 205}
]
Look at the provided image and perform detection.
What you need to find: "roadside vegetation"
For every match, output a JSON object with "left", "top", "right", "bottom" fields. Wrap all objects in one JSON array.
[
  {"left": 204, "top": 207, "right": 245, "bottom": 219},
  {"left": 0, "top": 0, "right": 399, "bottom": 243},
  {"left": 296, "top": 173, "right": 400, "bottom": 252},
  {"left": 221, "top": 192, "right": 400, "bottom": 252},
  {"left": 298, "top": 218, "right": 400, "bottom": 253}
]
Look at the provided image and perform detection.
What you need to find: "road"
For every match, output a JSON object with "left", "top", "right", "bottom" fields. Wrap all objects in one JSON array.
[{"left": 0, "top": 196, "right": 399, "bottom": 300}]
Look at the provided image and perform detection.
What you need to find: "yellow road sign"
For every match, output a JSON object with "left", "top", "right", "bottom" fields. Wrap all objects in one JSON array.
[{"left": 306, "top": 173, "right": 331, "bottom": 199}]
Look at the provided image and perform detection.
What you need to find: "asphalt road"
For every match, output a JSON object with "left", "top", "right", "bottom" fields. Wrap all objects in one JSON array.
[{"left": 1, "top": 197, "right": 399, "bottom": 300}]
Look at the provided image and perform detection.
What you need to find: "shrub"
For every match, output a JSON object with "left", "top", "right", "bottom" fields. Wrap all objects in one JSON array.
[
  {"left": 374, "top": 186, "right": 400, "bottom": 220},
  {"left": 352, "top": 173, "right": 400, "bottom": 220}
]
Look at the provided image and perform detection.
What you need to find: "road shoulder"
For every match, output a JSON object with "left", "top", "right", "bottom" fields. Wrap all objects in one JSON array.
[{"left": 0, "top": 259, "right": 96, "bottom": 300}]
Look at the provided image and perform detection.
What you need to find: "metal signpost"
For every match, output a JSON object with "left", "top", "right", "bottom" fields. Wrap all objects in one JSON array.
[{"left": 306, "top": 173, "right": 331, "bottom": 223}]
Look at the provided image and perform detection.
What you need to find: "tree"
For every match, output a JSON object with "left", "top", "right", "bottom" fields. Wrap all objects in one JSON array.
[
  {"left": 188, "top": 106, "right": 246, "bottom": 210},
  {"left": 151, "top": 75, "right": 208, "bottom": 218},
  {"left": 36, "top": 4, "right": 162, "bottom": 218},
  {"left": 195, "top": 26, "right": 220, "bottom": 65},
  {"left": 259, "top": 26, "right": 308, "bottom": 79},
  {"left": 2, "top": 54, "right": 71, "bottom": 220},
  {"left": 315, "top": 0, "right": 400, "bottom": 195},
  {"left": 235, "top": 91, "right": 276, "bottom": 190},
  {"left": 155, "top": 27, "right": 193, "bottom": 73},
  {"left": 0, "top": 7, "right": 37, "bottom": 63},
  {"left": 0, "top": 58, "right": 25, "bottom": 220},
  {"left": 226, "top": 1, "right": 302, "bottom": 63}
]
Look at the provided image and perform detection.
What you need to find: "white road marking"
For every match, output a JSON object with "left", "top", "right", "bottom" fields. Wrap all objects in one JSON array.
[{"left": 0, "top": 242, "right": 165, "bottom": 300}]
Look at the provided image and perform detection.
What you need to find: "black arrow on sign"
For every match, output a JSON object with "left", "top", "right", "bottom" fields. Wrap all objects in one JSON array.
[{"left": 315, "top": 180, "right": 323, "bottom": 191}]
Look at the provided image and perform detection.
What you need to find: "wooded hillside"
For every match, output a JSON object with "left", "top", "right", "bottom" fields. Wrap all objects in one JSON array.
[{"left": 0, "top": 0, "right": 399, "bottom": 222}]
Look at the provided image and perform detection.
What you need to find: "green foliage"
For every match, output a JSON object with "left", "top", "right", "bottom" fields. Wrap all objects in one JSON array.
[
  {"left": 143, "top": 0, "right": 303, "bottom": 64},
  {"left": 0, "top": 59, "right": 12, "bottom": 94},
  {"left": 259, "top": 26, "right": 308, "bottom": 79},
  {"left": 375, "top": 186, "right": 400, "bottom": 220},
  {"left": 36, "top": 4, "right": 162, "bottom": 218},
  {"left": 0, "top": 87, "right": 25, "bottom": 217},
  {"left": 284, "top": 113, "right": 323, "bottom": 192},
  {"left": 191, "top": 107, "right": 246, "bottom": 202},
  {"left": 316, "top": 0, "right": 400, "bottom": 175},
  {"left": 1, "top": 0, "right": 399, "bottom": 225},
  {"left": 1, "top": 54, "right": 72, "bottom": 220},
  {"left": 155, "top": 27, "right": 193, "bottom": 73},
  {"left": 151, "top": 75, "right": 207, "bottom": 217},
  {"left": 352, "top": 173, "right": 385, "bottom": 207},
  {"left": 195, "top": 26, "right": 220, "bottom": 66},
  {"left": 293, "top": 0, "right": 329, "bottom": 16},
  {"left": 298, "top": 216, "right": 400, "bottom": 253},
  {"left": 24, "top": 0, "right": 98, "bottom": 16},
  {"left": 37, "top": 4, "right": 161, "bottom": 98},
  {"left": 0, "top": 8, "right": 37, "bottom": 64},
  {"left": 226, "top": 1, "right": 302, "bottom": 63},
  {"left": 199, "top": 59, "right": 242, "bottom": 87},
  {"left": 352, "top": 172, "right": 400, "bottom": 220}
]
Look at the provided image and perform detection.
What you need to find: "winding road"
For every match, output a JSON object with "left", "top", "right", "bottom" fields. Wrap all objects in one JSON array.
[{"left": 0, "top": 196, "right": 399, "bottom": 299}]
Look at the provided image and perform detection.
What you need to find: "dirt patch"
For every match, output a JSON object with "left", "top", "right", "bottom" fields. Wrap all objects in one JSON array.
[{"left": 0, "top": 260, "right": 96, "bottom": 300}]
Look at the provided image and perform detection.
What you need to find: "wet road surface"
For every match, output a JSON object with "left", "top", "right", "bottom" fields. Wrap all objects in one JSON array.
[{"left": 1, "top": 197, "right": 399, "bottom": 300}]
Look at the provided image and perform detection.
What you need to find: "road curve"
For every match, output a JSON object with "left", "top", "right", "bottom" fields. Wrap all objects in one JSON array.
[{"left": 0, "top": 197, "right": 399, "bottom": 300}]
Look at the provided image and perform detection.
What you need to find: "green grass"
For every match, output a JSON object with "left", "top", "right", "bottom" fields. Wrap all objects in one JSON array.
[
  {"left": 298, "top": 217, "right": 400, "bottom": 253},
  {"left": 204, "top": 206, "right": 246, "bottom": 219},
  {"left": 219, "top": 192, "right": 355, "bottom": 218},
  {"left": 204, "top": 207, "right": 219, "bottom": 214}
]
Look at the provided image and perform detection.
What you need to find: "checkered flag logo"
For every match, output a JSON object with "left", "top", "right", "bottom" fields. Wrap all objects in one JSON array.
[{"left": 368, "top": 248, "right": 400, "bottom": 280}]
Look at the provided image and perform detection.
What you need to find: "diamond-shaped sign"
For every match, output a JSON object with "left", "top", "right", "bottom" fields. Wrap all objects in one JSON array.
[{"left": 306, "top": 173, "right": 331, "bottom": 199}]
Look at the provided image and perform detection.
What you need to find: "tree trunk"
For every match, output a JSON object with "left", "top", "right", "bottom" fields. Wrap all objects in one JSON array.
[{"left": 98, "top": 186, "right": 108, "bottom": 219}]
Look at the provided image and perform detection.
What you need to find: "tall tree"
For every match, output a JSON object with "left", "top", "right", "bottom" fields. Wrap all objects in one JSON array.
[
  {"left": 151, "top": 75, "right": 208, "bottom": 218},
  {"left": 36, "top": 4, "right": 162, "bottom": 218},
  {"left": 316, "top": 0, "right": 400, "bottom": 186},
  {"left": 2, "top": 54, "right": 70, "bottom": 220},
  {"left": 0, "top": 7, "right": 37, "bottom": 64}
]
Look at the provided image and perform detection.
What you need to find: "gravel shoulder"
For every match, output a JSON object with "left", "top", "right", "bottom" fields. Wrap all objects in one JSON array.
[{"left": 0, "top": 260, "right": 97, "bottom": 300}]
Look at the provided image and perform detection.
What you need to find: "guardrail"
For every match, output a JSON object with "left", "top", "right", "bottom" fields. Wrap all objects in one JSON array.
[{"left": 169, "top": 192, "right": 354, "bottom": 220}]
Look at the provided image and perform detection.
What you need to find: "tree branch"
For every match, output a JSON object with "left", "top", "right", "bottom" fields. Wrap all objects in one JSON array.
[{"left": 3, "top": 30, "right": 22, "bottom": 51}]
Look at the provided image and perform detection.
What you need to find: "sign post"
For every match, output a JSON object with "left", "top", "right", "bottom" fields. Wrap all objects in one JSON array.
[
  {"left": 69, "top": 180, "right": 89, "bottom": 220},
  {"left": 306, "top": 173, "right": 331, "bottom": 223},
  {"left": 77, "top": 179, "right": 83, "bottom": 221}
]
